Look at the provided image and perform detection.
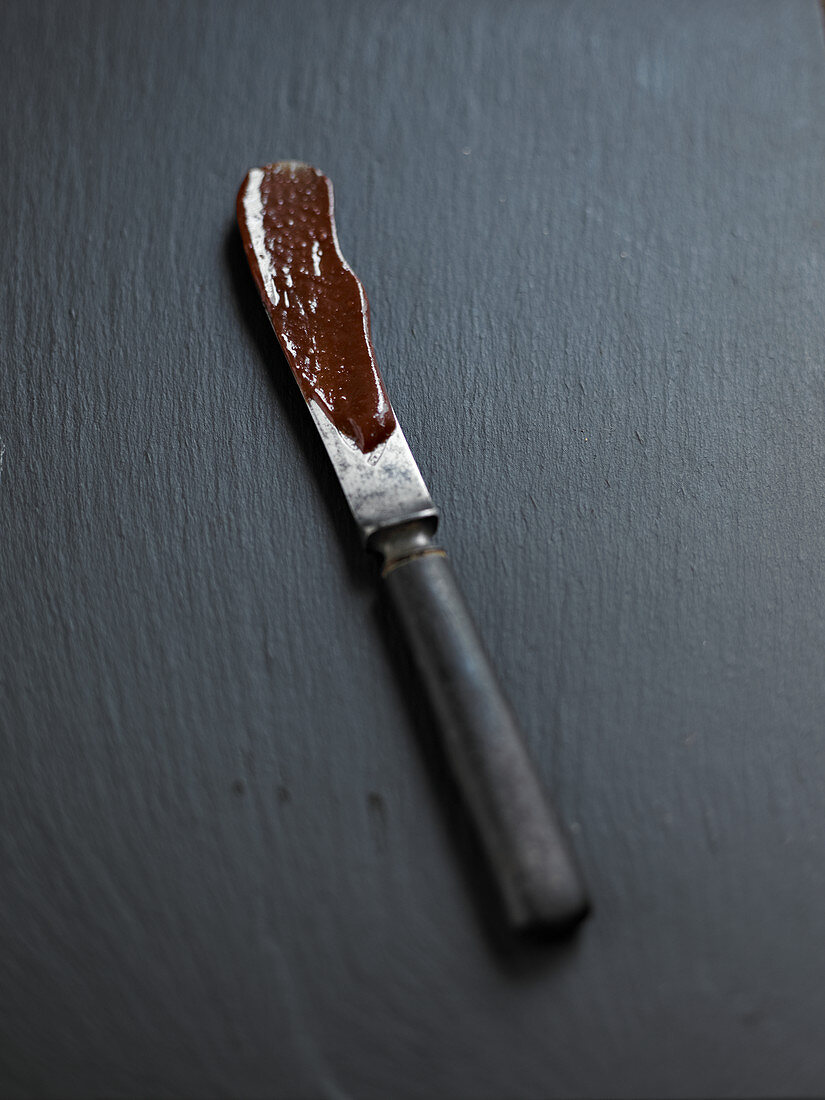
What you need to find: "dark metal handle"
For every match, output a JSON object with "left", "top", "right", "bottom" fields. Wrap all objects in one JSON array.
[{"left": 379, "top": 543, "right": 589, "bottom": 933}]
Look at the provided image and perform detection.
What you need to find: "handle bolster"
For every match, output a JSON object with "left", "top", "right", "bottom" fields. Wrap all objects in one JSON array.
[{"left": 369, "top": 517, "right": 441, "bottom": 571}]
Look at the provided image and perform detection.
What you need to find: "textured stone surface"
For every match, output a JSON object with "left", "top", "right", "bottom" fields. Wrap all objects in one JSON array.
[{"left": 2, "top": 1, "right": 825, "bottom": 1096}]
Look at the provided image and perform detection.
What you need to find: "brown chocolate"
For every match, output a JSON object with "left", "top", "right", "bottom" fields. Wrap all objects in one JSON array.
[{"left": 237, "top": 162, "right": 396, "bottom": 452}]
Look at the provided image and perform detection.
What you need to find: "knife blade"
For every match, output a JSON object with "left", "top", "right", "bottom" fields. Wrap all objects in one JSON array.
[{"left": 237, "top": 161, "right": 589, "bottom": 933}]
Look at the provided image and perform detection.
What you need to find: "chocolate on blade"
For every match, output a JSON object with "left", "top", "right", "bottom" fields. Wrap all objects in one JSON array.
[{"left": 237, "top": 162, "right": 396, "bottom": 452}]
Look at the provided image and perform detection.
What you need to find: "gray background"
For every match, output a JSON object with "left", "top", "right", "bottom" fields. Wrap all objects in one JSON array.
[{"left": 2, "top": 1, "right": 825, "bottom": 1096}]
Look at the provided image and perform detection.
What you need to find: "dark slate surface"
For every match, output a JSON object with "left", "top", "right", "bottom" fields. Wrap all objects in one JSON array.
[{"left": 2, "top": 1, "right": 825, "bottom": 1096}]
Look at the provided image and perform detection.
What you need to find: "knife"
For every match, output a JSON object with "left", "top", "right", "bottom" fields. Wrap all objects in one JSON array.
[{"left": 236, "top": 161, "right": 589, "bottom": 932}]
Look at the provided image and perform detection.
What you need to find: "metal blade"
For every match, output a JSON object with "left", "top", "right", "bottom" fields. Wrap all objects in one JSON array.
[
  {"left": 306, "top": 402, "right": 438, "bottom": 542},
  {"left": 237, "top": 162, "right": 438, "bottom": 543}
]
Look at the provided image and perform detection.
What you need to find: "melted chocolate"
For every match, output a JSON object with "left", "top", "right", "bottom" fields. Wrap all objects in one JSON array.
[{"left": 237, "top": 162, "right": 396, "bottom": 452}]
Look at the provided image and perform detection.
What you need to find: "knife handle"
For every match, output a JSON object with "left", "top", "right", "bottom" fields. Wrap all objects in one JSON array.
[{"left": 375, "top": 530, "right": 589, "bottom": 933}]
